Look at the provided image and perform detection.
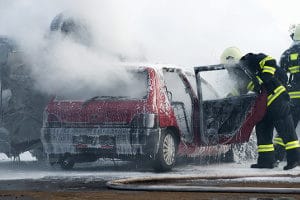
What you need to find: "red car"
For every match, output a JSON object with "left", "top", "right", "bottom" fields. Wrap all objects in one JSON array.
[{"left": 41, "top": 64, "right": 266, "bottom": 171}]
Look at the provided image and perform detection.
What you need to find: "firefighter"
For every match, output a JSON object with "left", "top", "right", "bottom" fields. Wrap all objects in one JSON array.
[
  {"left": 274, "top": 24, "right": 300, "bottom": 162},
  {"left": 240, "top": 53, "right": 300, "bottom": 170}
]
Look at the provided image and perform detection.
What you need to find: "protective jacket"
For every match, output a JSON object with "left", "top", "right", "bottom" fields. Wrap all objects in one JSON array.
[
  {"left": 280, "top": 42, "right": 300, "bottom": 100},
  {"left": 280, "top": 42, "right": 300, "bottom": 127},
  {"left": 242, "top": 53, "right": 289, "bottom": 107}
]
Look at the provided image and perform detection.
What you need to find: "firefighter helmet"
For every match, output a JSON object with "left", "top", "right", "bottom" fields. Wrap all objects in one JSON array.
[
  {"left": 293, "top": 24, "right": 300, "bottom": 41},
  {"left": 220, "top": 47, "right": 242, "bottom": 64}
]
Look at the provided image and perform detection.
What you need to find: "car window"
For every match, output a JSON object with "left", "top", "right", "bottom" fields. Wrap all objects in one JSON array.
[
  {"left": 198, "top": 69, "right": 237, "bottom": 100},
  {"left": 55, "top": 69, "right": 149, "bottom": 100}
]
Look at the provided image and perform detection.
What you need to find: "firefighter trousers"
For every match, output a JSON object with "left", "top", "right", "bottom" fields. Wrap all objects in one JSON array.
[{"left": 255, "top": 95, "right": 300, "bottom": 166}]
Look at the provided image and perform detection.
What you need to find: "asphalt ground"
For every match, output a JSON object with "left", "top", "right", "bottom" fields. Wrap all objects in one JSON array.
[{"left": 0, "top": 160, "right": 299, "bottom": 199}]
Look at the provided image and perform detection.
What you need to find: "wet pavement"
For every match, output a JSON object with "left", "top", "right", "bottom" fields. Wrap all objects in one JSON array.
[
  {"left": 0, "top": 160, "right": 298, "bottom": 199},
  {"left": 0, "top": 159, "right": 298, "bottom": 192}
]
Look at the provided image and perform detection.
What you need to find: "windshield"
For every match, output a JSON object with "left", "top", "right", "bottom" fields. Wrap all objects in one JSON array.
[{"left": 55, "top": 69, "right": 149, "bottom": 101}]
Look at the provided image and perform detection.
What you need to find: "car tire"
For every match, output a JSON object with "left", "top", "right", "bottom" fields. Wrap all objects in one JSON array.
[
  {"left": 153, "top": 130, "right": 177, "bottom": 172},
  {"left": 60, "top": 155, "right": 75, "bottom": 170}
]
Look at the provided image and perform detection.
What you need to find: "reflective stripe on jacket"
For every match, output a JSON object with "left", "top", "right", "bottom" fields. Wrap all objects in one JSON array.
[
  {"left": 267, "top": 86, "right": 286, "bottom": 106},
  {"left": 288, "top": 91, "right": 300, "bottom": 99},
  {"left": 259, "top": 56, "right": 276, "bottom": 75}
]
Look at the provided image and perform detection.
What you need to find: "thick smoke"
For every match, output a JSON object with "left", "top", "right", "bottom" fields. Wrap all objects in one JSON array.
[{"left": 0, "top": 0, "right": 298, "bottom": 98}]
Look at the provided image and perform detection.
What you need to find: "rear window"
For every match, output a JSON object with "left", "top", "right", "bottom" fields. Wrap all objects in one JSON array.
[{"left": 55, "top": 69, "right": 149, "bottom": 100}]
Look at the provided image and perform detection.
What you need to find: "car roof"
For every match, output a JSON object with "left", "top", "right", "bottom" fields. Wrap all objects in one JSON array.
[{"left": 118, "top": 62, "right": 194, "bottom": 75}]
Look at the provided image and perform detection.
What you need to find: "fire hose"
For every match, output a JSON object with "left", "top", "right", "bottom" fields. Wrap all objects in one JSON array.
[{"left": 107, "top": 174, "right": 300, "bottom": 194}]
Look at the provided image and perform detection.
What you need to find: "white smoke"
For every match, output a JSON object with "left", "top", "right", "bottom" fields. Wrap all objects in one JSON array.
[{"left": 0, "top": 0, "right": 299, "bottom": 97}]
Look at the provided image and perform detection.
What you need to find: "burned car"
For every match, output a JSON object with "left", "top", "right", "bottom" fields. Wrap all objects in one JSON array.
[{"left": 41, "top": 64, "right": 266, "bottom": 171}]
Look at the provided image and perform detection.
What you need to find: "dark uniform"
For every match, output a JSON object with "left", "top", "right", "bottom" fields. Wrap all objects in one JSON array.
[
  {"left": 273, "top": 43, "right": 300, "bottom": 162},
  {"left": 241, "top": 53, "right": 300, "bottom": 170}
]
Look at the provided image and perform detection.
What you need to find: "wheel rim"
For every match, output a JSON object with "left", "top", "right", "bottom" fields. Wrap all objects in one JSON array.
[
  {"left": 163, "top": 134, "right": 175, "bottom": 165},
  {"left": 63, "top": 160, "right": 69, "bottom": 166}
]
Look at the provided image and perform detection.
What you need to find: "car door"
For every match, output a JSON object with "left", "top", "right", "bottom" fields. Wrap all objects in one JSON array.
[
  {"left": 163, "top": 68, "right": 195, "bottom": 143},
  {"left": 194, "top": 64, "right": 267, "bottom": 145}
]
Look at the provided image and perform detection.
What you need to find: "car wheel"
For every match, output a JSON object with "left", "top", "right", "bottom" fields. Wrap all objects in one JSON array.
[
  {"left": 60, "top": 155, "right": 75, "bottom": 170},
  {"left": 153, "top": 130, "right": 177, "bottom": 172}
]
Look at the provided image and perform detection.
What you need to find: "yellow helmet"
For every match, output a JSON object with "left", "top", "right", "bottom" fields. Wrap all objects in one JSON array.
[
  {"left": 220, "top": 47, "right": 242, "bottom": 64},
  {"left": 293, "top": 24, "right": 300, "bottom": 41}
]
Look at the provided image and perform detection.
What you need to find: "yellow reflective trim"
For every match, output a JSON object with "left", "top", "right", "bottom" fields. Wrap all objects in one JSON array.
[
  {"left": 247, "top": 76, "right": 264, "bottom": 91},
  {"left": 289, "top": 66, "right": 300, "bottom": 74},
  {"left": 290, "top": 53, "right": 299, "bottom": 61},
  {"left": 262, "top": 66, "right": 276, "bottom": 75},
  {"left": 258, "top": 144, "right": 274, "bottom": 152},
  {"left": 258, "top": 148, "right": 274, "bottom": 152},
  {"left": 273, "top": 137, "right": 285, "bottom": 147},
  {"left": 262, "top": 69, "right": 275, "bottom": 75},
  {"left": 263, "top": 66, "right": 276, "bottom": 71},
  {"left": 247, "top": 81, "right": 254, "bottom": 91},
  {"left": 258, "top": 144, "right": 275, "bottom": 152},
  {"left": 229, "top": 88, "right": 239, "bottom": 96},
  {"left": 289, "top": 91, "right": 300, "bottom": 99},
  {"left": 275, "top": 142, "right": 285, "bottom": 147},
  {"left": 289, "top": 95, "right": 300, "bottom": 99},
  {"left": 286, "top": 140, "right": 300, "bottom": 146},
  {"left": 267, "top": 86, "right": 286, "bottom": 106},
  {"left": 285, "top": 140, "right": 300, "bottom": 150},
  {"left": 290, "top": 70, "right": 300, "bottom": 74},
  {"left": 258, "top": 144, "right": 274, "bottom": 148},
  {"left": 256, "top": 76, "right": 263, "bottom": 84},
  {"left": 274, "top": 86, "right": 285, "bottom": 93},
  {"left": 259, "top": 56, "right": 274, "bottom": 69},
  {"left": 273, "top": 137, "right": 285, "bottom": 146},
  {"left": 289, "top": 91, "right": 300, "bottom": 94},
  {"left": 274, "top": 137, "right": 284, "bottom": 143},
  {"left": 289, "top": 66, "right": 300, "bottom": 70}
]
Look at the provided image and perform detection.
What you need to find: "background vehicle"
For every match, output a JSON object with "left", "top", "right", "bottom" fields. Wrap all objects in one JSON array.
[
  {"left": 0, "top": 12, "right": 103, "bottom": 160},
  {"left": 0, "top": 36, "right": 50, "bottom": 159},
  {"left": 41, "top": 64, "right": 266, "bottom": 171}
]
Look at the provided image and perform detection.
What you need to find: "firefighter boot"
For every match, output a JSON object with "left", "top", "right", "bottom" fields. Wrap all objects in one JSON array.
[
  {"left": 284, "top": 148, "right": 300, "bottom": 170},
  {"left": 251, "top": 152, "right": 276, "bottom": 169},
  {"left": 274, "top": 144, "right": 286, "bottom": 162}
]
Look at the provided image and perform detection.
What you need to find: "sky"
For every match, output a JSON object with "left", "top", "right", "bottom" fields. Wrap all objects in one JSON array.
[
  {"left": 0, "top": 0, "right": 299, "bottom": 95},
  {"left": 0, "top": 0, "right": 299, "bottom": 64}
]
